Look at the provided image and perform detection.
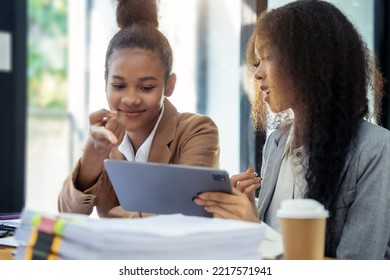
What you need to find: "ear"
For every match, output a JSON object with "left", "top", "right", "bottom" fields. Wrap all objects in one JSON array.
[{"left": 164, "top": 73, "right": 176, "bottom": 97}]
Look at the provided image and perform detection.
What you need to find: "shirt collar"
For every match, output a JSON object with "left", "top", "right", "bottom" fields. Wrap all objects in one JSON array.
[
  {"left": 282, "top": 122, "right": 296, "bottom": 159},
  {"left": 282, "top": 122, "right": 307, "bottom": 161}
]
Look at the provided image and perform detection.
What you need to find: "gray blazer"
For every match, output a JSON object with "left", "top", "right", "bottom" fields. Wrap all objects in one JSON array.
[{"left": 258, "top": 120, "right": 390, "bottom": 259}]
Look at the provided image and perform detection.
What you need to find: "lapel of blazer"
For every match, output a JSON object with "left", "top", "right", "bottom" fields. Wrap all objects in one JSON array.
[
  {"left": 258, "top": 125, "right": 290, "bottom": 220},
  {"left": 148, "top": 98, "right": 177, "bottom": 163},
  {"left": 257, "top": 122, "right": 360, "bottom": 219},
  {"left": 333, "top": 128, "right": 359, "bottom": 192}
]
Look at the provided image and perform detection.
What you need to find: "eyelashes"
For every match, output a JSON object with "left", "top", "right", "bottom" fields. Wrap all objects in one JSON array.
[
  {"left": 111, "top": 83, "right": 125, "bottom": 89},
  {"left": 140, "top": 86, "right": 155, "bottom": 92},
  {"left": 110, "top": 84, "right": 156, "bottom": 92}
]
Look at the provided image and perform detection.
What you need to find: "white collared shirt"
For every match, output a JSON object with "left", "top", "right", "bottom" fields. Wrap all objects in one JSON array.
[
  {"left": 118, "top": 104, "right": 165, "bottom": 162},
  {"left": 265, "top": 124, "right": 308, "bottom": 232}
]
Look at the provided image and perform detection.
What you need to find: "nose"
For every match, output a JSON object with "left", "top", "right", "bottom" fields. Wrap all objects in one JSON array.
[
  {"left": 254, "top": 64, "right": 264, "bottom": 81},
  {"left": 121, "top": 89, "right": 142, "bottom": 106}
]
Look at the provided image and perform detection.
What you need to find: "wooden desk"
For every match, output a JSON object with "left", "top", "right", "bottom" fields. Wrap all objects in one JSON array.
[{"left": 0, "top": 246, "right": 15, "bottom": 260}]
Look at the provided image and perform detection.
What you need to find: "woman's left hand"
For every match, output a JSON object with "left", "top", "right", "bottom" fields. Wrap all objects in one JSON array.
[
  {"left": 230, "top": 169, "right": 261, "bottom": 214},
  {"left": 231, "top": 168, "right": 261, "bottom": 196},
  {"left": 193, "top": 188, "right": 260, "bottom": 223}
]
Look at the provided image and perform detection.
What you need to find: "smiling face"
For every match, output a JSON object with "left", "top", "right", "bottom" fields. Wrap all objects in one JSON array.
[
  {"left": 105, "top": 48, "right": 175, "bottom": 143},
  {"left": 252, "top": 37, "right": 298, "bottom": 114}
]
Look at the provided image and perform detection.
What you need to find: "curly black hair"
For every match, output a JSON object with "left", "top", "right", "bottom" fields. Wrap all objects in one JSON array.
[{"left": 246, "top": 0, "right": 385, "bottom": 256}]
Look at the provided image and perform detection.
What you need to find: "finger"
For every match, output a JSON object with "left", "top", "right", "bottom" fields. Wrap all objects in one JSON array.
[
  {"left": 246, "top": 166, "right": 259, "bottom": 178},
  {"left": 231, "top": 172, "right": 258, "bottom": 188},
  {"left": 112, "top": 121, "right": 125, "bottom": 142},
  {"left": 205, "top": 205, "right": 239, "bottom": 220},
  {"left": 235, "top": 177, "right": 260, "bottom": 190},
  {"left": 205, "top": 203, "right": 253, "bottom": 221},
  {"left": 105, "top": 115, "right": 122, "bottom": 134},
  {"left": 197, "top": 191, "right": 238, "bottom": 205},
  {"left": 243, "top": 184, "right": 260, "bottom": 196},
  {"left": 204, "top": 189, "right": 249, "bottom": 210},
  {"left": 195, "top": 188, "right": 249, "bottom": 206},
  {"left": 235, "top": 178, "right": 261, "bottom": 193},
  {"left": 89, "top": 109, "right": 117, "bottom": 126},
  {"left": 193, "top": 197, "right": 219, "bottom": 207},
  {"left": 90, "top": 126, "right": 118, "bottom": 145},
  {"left": 105, "top": 112, "right": 126, "bottom": 143},
  {"left": 101, "top": 111, "right": 119, "bottom": 128},
  {"left": 89, "top": 109, "right": 110, "bottom": 125}
]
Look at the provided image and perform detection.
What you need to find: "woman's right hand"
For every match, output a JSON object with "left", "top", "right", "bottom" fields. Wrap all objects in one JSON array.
[
  {"left": 75, "top": 109, "right": 122, "bottom": 191},
  {"left": 88, "top": 109, "right": 121, "bottom": 152},
  {"left": 193, "top": 188, "right": 260, "bottom": 222}
]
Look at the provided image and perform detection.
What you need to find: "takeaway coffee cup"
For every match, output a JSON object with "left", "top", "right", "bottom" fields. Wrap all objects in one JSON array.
[{"left": 277, "top": 199, "right": 329, "bottom": 260}]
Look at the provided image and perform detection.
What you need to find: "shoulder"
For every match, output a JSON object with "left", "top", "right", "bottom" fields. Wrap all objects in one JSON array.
[
  {"left": 178, "top": 112, "right": 218, "bottom": 128},
  {"left": 358, "top": 119, "right": 390, "bottom": 135},
  {"left": 349, "top": 120, "right": 390, "bottom": 175},
  {"left": 174, "top": 113, "right": 219, "bottom": 146},
  {"left": 355, "top": 120, "right": 390, "bottom": 149},
  {"left": 163, "top": 98, "right": 217, "bottom": 129},
  {"left": 160, "top": 99, "right": 219, "bottom": 148}
]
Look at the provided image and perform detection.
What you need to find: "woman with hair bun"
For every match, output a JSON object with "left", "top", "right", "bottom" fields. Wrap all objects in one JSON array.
[{"left": 58, "top": 0, "right": 220, "bottom": 218}]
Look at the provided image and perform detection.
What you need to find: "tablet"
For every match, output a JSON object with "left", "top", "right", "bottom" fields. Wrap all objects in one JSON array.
[{"left": 103, "top": 159, "right": 232, "bottom": 217}]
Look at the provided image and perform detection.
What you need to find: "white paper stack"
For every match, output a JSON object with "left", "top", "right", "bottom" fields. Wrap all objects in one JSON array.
[{"left": 13, "top": 209, "right": 266, "bottom": 260}]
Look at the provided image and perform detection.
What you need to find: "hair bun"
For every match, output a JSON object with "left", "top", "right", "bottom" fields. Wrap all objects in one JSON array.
[{"left": 116, "top": 0, "right": 158, "bottom": 29}]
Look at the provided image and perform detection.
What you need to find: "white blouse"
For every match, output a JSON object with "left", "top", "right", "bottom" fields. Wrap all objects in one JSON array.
[{"left": 264, "top": 124, "right": 308, "bottom": 232}]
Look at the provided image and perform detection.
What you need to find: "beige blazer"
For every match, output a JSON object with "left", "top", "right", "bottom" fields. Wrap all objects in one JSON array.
[{"left": 58, "top": 98, "right": 220, "bottom": 218}]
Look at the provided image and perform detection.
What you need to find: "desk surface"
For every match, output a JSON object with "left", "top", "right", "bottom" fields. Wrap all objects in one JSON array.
[
  {"left": 0, "top": 247, "right": 335, "bottom": 260},
  {"left": 0, "top": 246, "right": 15, "bottom": 260}
]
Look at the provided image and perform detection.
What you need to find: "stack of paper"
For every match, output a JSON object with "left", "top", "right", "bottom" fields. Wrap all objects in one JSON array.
[{"left": 13, "top": 209, "right": 266, "bottom": 260}]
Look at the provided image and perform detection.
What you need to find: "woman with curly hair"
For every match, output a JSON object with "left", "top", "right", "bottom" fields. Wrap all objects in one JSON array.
[{"left": 195, "top": 0, "right": 390, "bottom": 259}]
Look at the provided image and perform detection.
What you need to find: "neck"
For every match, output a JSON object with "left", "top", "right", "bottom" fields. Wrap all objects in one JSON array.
[{"left": 126, "top": 133, "right": 147, "bottom": 154}]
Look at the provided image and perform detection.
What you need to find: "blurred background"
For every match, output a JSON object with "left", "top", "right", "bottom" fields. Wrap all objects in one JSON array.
[{"left": 0, "top": 0, "right": 388, "bottom": 214}]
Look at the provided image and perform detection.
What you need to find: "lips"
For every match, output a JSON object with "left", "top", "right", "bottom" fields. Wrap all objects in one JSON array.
[
  {"left": 119, "top": 109, "right": 146, "bottom": 118},
  {"left": 260, "top": 86, "right": 270, "bottom": 103},
  {"left": 260, "top": 85, "right": 269, "bottom": 93}
]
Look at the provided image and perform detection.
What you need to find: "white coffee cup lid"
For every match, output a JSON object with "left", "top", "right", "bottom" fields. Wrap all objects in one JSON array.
[{"left": 276, "top": 198, "right": 329, "bottom": 219}]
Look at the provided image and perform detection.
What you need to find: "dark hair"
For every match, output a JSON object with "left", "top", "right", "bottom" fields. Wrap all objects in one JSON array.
[
  {"left": 105, "top": 0, "right": 173, "bottom": 80},
  {"left": 246, "top": 0, "right": 385, "bottom": 257}
]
